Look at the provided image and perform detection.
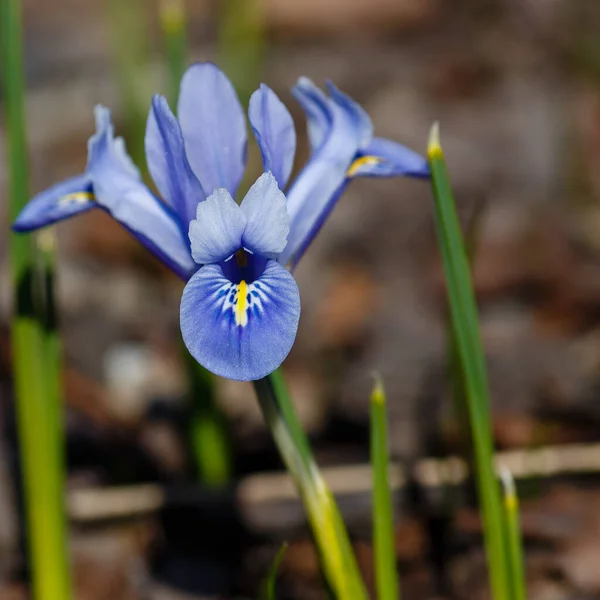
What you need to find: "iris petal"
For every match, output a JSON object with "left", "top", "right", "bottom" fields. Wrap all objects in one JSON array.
[
  {"left": 248, "top": 84, "right": 296, "bottom": 189},
  {"left": 12, "top": 173, "right": 95, "bottom": 232},
  {"left": 240, "top": 172, "right": 289, "bottom": 259},
  {"left": 146, "top": 95, "right": 207, "bottom": 225},
  {"left": 280, "top": 82, "right": 369, "bottom": 267},
  {"left": 350, "top": 137, "right": 430, "bottom": 178},
  {"left": 180, "top": 260, "right": 300, "bottom": 380},
  {"left": 88, "top": 106, "right": 196, "bottom": 279},
  {"left": 189, "top": 188, "right": 246, "bottom": 265},
  {"left": 325, "top": 82, "right": 373, "bottom": 148},
  {"left": 292, "top": 77, "right": 332, "bottom": 152},
  {"left": 281, "top": 80, "right": 430, "bottom": 269},
  {"left": 178, "top": 63, "right": 247, "bottom": 197}
]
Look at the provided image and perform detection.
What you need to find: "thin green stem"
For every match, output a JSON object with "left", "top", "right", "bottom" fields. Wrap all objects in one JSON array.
[
  {"left": 1, "top": 1, "right": 71, "bottom": 598},
  {"left": 262, "top": 542, "right": 288, "bottom": 600},
  {"left": 183, "top": 348, "right": 232, "bottom": 486},
  {"left": 447, "top": 199, "right": 488, "bottom": 459},
  {"left": 254, "top": 370, "right": 368, "bottom": 600},
  {"left": 427, "top": 124, "right": 510, "bottom": 600},
  {"left": 370, "top": 376, "right": 400, "bottom": 600},
  {"left": 500, "top": 469, "right": 526, "bottom": 600}
]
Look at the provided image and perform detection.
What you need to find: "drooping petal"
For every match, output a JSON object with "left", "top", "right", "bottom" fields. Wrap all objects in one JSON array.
[
  {"left": 292, "top": 77, "right": 332, "bottom": 152},
  {"left": 13, "top": 173, "right": 95, "bottom": 232},
  {"left": 88, "top": 105, "right": 196, "bottom": 279},
  {"left": 145, "top": 94, "right": 206, "bottom": 225},
  {"left": 188, "top": 188, "right": 246, "bottom": 265},
  {"left": 180, "top": 260, "right": 300, "bottom": 380},
  {"left": 280, "top": 83, "right": 372, "bottom": 267},
  {"left": 178, "top": 63, "right": 247, "bottom": 197},
  {"left": 348, "top": 137, "right": 430, "bottom": 179},
  {"left": 248, "top": 84, "right": 296, "bottom": 189},
  {"left": 240, "top": 172, "right": 289, "bottom": 259}
]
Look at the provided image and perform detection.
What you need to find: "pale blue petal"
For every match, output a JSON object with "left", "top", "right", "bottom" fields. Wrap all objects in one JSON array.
[
  {"left": 248, "top": 84, "right": 296, "bottom": 189},
  {"left": 178, "top": 63, "right": 247, "bottom": 197},
  {"left": 287, "top": 181, "right": 348, "bottom": 271},
  {"left": 325, "top": 81, "right": 373, "bottom": 148},
  {"left": 88, "top": 107, "right": 140, "bottom": 178},
  {"left": 88, "top": 105, "right": 196, "bottom": 279},
  {"left": 145, "top": 94, "right": 207, "bottom": 225},
  {"left": 180, "top": 260, "right": 300, "bottom": 380},
  {"left": 13, "top": 173, "right": 95, "bottom": 232},
  {"left": 188, "top": 188, "right": 246, "bottom": 265},
  {"left": 280, "top": 84, "right": 370, "bottom": 267},
  {"left": 239, "top": 172, "right": 289, "bottom": 259},
  {"left": 349, "top": 137, "right": 430, "bottom": 178},
  {"left": 292, "top": 77, "right": 331, "bottom": 152}
]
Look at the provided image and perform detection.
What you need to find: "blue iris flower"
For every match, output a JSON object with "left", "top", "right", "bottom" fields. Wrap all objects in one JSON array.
[
  {"left": 181, "top": 173, "right": 300, "bottom": 380},
  {"left": 280, "top": 77, "right": 430, "bottom": 268},
  {"left": 13, "top": 63, "right": 428, "bottom": 381}
]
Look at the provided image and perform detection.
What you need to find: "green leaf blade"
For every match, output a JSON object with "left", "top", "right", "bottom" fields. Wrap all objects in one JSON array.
[
  {"left": 427, "top": 124, "right": 510, "bottom": 600},
  {"left": 370, "top": 375, "right": 400, "bottom": 600}
]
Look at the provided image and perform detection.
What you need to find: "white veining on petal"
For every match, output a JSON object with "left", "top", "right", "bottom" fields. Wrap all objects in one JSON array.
[{"left": 215, "top": 279, "right": 270, "bottom": 328}]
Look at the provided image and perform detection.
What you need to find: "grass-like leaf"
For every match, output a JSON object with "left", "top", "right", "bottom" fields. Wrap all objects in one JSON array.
[
  {"left": 254, "top": 370, "right": 369, "bottom": 600},
  {"left": 370, "top": 375, "right": 400, "bottom": 600},
  {"left": 500, "top": 468, "right": 527, "bottom": 600},
  {"left": 427, "top": 124, "right": 510, "bottom": 600},
  {"left": 262, "top": 542, "right": 288, "bottom": 600},
  {"left": 1, "top": 1, "right": 71, "bottom": 598}
]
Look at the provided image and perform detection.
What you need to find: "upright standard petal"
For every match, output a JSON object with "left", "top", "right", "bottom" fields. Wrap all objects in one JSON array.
[
  {"left": 13, "top": 173, "right": 95, "bottom": 232},
  {"left": 280, "top": 83, "right": 371, "bottom": 267},
  {"left": 348, "top": 137, "right": 430, "bottom": 179},
  {"left": 281, "top": 81, "right": 431, "bottom": 269},
  {"left": 88, "top": 106, "right": 196, "bottom": 279},
  {"left": 249, "top": 84, "right": 296, "bottom": 189},
  {"left": 178, "top": 63, "right": 247, "bottom": 197},
  {"left": 145, "top": 95, "right": 207, "bottom": 225},
  {"left": 180, "top": 260, "right": 300, "bottom": 380},
  {"left": 293, "top": 77, "right": 332, "bottom": 152},
  {"left": 240, "top": 172, "right": 289, "bottom": 259},
  {"left": 188, "top": 188, "right": 246, "bottom": 265},
  {"left": 325, "top": 82, "right": 373, "bottom": 149}
]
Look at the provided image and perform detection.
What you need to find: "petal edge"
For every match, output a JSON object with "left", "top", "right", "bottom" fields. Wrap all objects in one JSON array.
[
  {"left": 13, "top": 173, "right": 95, "bottom": 232},
  {"left": 189, "top": 188, "right": 246, "bottom": 265},
  {"left": 180, "top": 261, "right": 300, "bottom": 380},
  {"left": 178, "top": 63, "right": 247, "bottom": 197},
  {"left": 240, "top": 172, "right": 290, "bottom": 259},
  {"left": 249, "top": 84, "right": 296, "bottom": 189}
]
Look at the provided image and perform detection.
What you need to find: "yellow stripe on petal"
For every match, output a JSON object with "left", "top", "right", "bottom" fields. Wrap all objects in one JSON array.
[
  {"left": 235, "top": 280, "right": 248, "bottom": 327},
  {"left": 58, "top": 192, "right": 95, "bottom": 206},
  {"left": 346, "top": 155, "right": 381, "bottom": 177}
]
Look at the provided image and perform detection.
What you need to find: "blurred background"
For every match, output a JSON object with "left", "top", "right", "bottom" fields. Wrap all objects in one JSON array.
[{"left": 3, "top": 0, "right": 600, "bottom": 598}]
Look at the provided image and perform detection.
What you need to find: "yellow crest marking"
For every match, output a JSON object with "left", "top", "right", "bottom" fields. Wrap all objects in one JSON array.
[
  {"left": 346, "top": 155, "right": 381, "bottom": 177},
  {"left": 235, "top": 280, "right": 248, "bottom": 327},
  {"left": 58, "top": 192, "right": 95, "bottom": 206}
]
